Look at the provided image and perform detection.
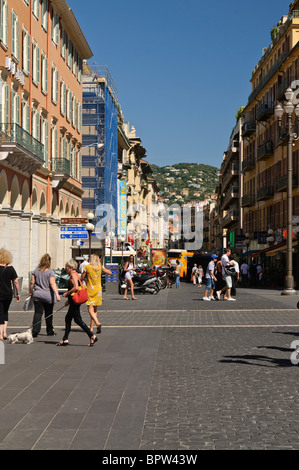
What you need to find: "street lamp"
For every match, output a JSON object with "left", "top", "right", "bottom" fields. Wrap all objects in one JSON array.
[
  {"left": 108, "top": 230, "right": 114, "bottom": 263},
  {"left": 85, "top": 212, "right": 95, "bottom": 259},
  {"left": 275, "top": 88, "right": 299, "bottom": 295},
  {"left": 119, "top": 230, "right": 126, "bottom": 266}
]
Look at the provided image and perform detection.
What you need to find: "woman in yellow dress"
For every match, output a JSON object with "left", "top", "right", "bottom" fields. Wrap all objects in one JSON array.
[{"left": 81, "top": 254, "right": 111, "bottom": 334}]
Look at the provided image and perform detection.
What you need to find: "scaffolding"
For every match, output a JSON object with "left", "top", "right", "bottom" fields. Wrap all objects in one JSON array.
[{"left": 82, "top": 63, "right": 118, "bottom": 221}]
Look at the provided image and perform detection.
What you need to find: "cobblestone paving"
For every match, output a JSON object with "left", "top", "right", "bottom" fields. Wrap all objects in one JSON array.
[
  {"left": 1, "top": 285, "right": 299, "bottom": 450},
  {"left": 140, "top": 327, "right": 299, "bottom": 450}
]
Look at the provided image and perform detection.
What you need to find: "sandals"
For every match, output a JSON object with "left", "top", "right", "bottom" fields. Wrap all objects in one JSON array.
[
  {"left": 123, "top": 297, "right": 129, "bottom": 301},
  {"left": 97, "top": 325, "right": 102, "bottom": 334},
  {"left": 56, "top": 340, "right": 69, "bottom": 346},
  {"left": 132, "top": 297, "right": 137, "bottom": 300},
  {"left": 89, "top": 335, "right": 98, "bottom": 347}
]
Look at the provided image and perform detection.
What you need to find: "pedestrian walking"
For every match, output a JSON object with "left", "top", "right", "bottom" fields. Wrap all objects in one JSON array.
[
  {"left": 229, "top": 254, "right": 239, "bottom": 297},
  {"left": 203, "top": 254, "right": 218, "bottom": 300},
  {"left": 80, "top": 255, "right": 89, "bottom": 274},
  {"left": 123, "top": 255, "right": 137, "bottom": 300},
  {"left": 198, "top": 265, "right": 203, "bottom": 286},
  {"left": 218, "top": 248, "right": 236, "bottom": 301},
  {"left": 240, "top": 260, "right": 249, "bottom": 287},
  {"left": 81, "top": 253, "right": 111, "bottom": 334},
  {"left": 56, "top": 259, "right": 97, "bottom": 347},
  {"left": 29, "top": 254, "right": 60, "bottom": 337},
  {"left": 175, "top": 260, "right": 181, "bottom": 288},
  {"left": 215, "top": 255, "right": 227, "bottom": 300},
  {"left": 0, "top": 248, "right": 20, "bottom": 340},
  {"left": 192, "top": 264, "right": 199, "bottom": 285}
]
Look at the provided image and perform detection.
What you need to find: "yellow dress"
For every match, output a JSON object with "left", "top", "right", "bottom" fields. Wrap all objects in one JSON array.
[{"left": 84, "top": 265, "right": 102, "bottom": 306}]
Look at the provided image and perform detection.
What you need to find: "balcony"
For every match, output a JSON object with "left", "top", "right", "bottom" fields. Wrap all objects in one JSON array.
[
  {"left": 0, "top": 123, "right": 44, "bottom": 175},
  {"left": 242, "top": 194, "right": 255, "bottom": 207},
  {"left": 221, "top": 163, "right": 239, "bottom": 191},
  {"left": 51, "top": 158, "right": 71, "bottom": 189},
  {"left": 256, "top": 103, "right": 274, "bottom": 122},
  {"left": 221, "top": 187, "right": 239, "bottom": 210},
  {"left": 242, "top": 121, "right": 256, "bottom": 138},
  {"left": 257, "top": 140, "right": 274, "bottom": 161},
  {"left": 242, "top": 157, "right": 255, "bottom": 172},
  {"left": 276, "top": 174, "right": 298, "bottom": 192},
  {"left": 256, "top": 185, "right": 274, "bottom": 201},
  {"left": 221, "top": 209, "right": 239, "bottom": 228},
  {"left": 278, "top": 76, "right": 295, "bottom": 101}
]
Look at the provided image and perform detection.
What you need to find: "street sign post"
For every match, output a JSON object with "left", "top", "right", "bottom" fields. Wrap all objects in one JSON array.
[
  {"left": 60, "top": 234, "right": 88, "bottom": 239},
  {"left": 60, "top": 226, "right": 87, "bottom": 232},
  {"left": 61, "top": 218, "right": 88, "bottom": 225}
]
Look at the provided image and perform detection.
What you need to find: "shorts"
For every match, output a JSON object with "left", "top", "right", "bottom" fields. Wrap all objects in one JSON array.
[
  {"left": 0, "top": 298, "right": 12, "bottom": 324},
  {"left": 223, "top": 274, "right": 232, "bottom": 289},
  {"left": 205, "top": 277, "right": 215, "bottom": 290}
]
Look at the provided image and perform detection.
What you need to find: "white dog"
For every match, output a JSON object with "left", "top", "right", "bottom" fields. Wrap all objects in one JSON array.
[{"left": 8, "top": 328, "right": 33, "bottom": 344}]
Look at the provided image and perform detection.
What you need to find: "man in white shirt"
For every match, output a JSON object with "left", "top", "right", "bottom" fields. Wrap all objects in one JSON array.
[
  {"left": 203, "top": 255, "right": 218, "bottom": 301},
  {"left": 217, "top": 248, "right": 236, "bottom": 301},
  {"left": 80, "top": 255, "right": 89, "bottom": 274},
  {"left": 240, "top": 261, "right": 249, "bottom": 286}
]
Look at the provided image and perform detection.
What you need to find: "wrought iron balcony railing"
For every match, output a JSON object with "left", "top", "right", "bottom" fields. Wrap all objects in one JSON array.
[{"left": 0, "top": 122, "right": 44, "bottom": 161}]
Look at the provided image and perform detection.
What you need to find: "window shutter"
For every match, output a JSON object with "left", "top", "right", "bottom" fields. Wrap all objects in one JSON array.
[
  {"left": 16, "top": 94, "right": 20, "bottom": 125},
  {"left": 11, "top": 11, "right": 15, "bottom": 56},
  {"left": 44, "top": 120, "right": 49, "bottom": 165},
  {"left": 11, "top": 89, "right": 15, "bottom": 123},
  {"left": 4, "top": 84, "right": 9, "bottom": 124},
  {"left": 16, "top": 16, "right": 19, "bottom": 60},
  {"left": 4, "top": 1, "right": 8, "bottom": 47},
  {"left": 27, "top": 33, "right": 31, "bottom": 74}
]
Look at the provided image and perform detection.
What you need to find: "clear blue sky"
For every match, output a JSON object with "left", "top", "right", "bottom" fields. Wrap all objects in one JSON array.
[{"left": 70, "top": 0, "right": 289, "bottom": 168}]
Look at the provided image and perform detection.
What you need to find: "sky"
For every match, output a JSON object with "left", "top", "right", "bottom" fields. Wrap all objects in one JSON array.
[{"left": 70, "top": 0, "right": 290, "bottom": 169}]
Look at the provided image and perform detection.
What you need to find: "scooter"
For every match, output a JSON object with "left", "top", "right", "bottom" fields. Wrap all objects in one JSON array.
[{"left": 119, "top": 269, "right": 160, "bottom": 295}]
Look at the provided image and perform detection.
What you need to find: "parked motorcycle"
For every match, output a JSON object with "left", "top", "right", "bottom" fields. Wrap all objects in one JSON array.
[{"left": 119, "top": 268, "right": 160, "bottom": 295}]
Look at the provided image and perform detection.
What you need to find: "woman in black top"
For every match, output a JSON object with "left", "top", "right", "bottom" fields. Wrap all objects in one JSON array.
[{"left": 0, "top": 248, "right": 20, "bottom": 340}]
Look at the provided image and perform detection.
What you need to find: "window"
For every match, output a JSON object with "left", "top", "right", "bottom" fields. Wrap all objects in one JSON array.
[
  {"left": 60, "top": 26, "right": 66, "bottom": 59},
  {"left": 11, "top": 88, "right": 20, "bottom": 124},
  {"left": 60, "top": 132, "right": 65, "bottom": 159},
  {"left": 60, "top": 80, "right": 66, "bottom": 115},
  {"left": 67, "top": 38, "right": 72, "bottom": 68},
  {"left": 40, "top": 116, "right": 49, "bottom": 165},
  {"left": 1, "top": 81, "right": 9, "bottom": 125},
  {"left": 32, "top": 0, "right": 39, "bottom": 20},
  {"left": 31, "top": 105, "right": 39, "bottom": 140},
  {"left": 52, "top": 8, "right": 59, "bottom": 46},
  {"left": 77, "top": 101, "right": 81, "bottom": 133},
  {"left": 66, "top": 87, "right": 71, "bottom": 121},
  {"left": 51, "top": 124, "right": 58, "bottom": 163},
  {"left": 32, "top": 41, "right": 40, "bottom": 85},
  {"left": 41, "top": 0, "right": 48, "bottom": 31},
  {"left": 22, "top": 98, "right": 30, "bottom": 132},
  {"left": 11, "top": 10, "right": 19, "bottom": 60},
  {"left": 0, "top": 1, "right": 8, "bottom": 48},
  {"left": 22, "top": 28, "right": 30, "bottom": 74},
  {"left": 41, "top": 53, "right": 48, "bottom": 94},
  {"left": 52, "top": 64, "right": 59, "bottom": 104}
]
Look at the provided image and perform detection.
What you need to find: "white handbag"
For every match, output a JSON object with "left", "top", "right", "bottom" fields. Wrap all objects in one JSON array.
[{"left": 23, "top": 296, "right": 34, "bottom": 311}]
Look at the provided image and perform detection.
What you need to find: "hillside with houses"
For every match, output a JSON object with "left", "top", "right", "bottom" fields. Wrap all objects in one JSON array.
[{"left": 151, "top": 163, "right": 220, "bottom": 205}]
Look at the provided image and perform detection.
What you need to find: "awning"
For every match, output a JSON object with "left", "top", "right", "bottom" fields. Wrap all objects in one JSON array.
[
  {"left": 240, "top": 250, "right": 260, "bottom": 257},
  {"left": 265, "top": 240, "right": 299, "bottom": 257}
]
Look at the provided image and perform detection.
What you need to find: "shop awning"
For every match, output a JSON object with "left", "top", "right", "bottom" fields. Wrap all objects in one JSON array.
[
  {"left": 265, "top": 240, "right": 299, "bottom": 257},
  {"left": 240, "top": 250, "right": 261, "bottom": 258}
]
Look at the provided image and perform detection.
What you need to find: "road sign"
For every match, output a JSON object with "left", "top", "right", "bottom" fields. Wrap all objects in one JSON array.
[
  {"left": 60, "top": 226, "right": 87, "bottom": 232},
  {"left": 61, "top": 218, "right": 88, "bottom": 225},
  {"left": 105, "top": 236, "right": 110, "bottom": 248},
  {"left": 60, "top": 234, "right": 89, "bottom": 240}
]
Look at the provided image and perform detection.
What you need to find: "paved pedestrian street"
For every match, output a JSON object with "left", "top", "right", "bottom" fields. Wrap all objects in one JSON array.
[{"left": 1, "top": 283, "right": 299, "bottom": 450}]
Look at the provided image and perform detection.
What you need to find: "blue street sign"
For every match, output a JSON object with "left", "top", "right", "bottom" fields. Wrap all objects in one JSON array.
[
  {"left": 60, "top": 226, "right": 87, "bottom": 232},
  {"left": 60, "top": 234, "right": 89, "bottom": 239}
]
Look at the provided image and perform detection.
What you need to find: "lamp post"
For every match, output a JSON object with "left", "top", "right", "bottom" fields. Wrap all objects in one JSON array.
[
  {"left": 119, "top": 230, "right": 126, "bottom": 266},
  {"left": 85, "top": 212, "right": 95, "bottom": 259},
  {"left": 275, "top": 88, "right": 299, "bottom": 295}
]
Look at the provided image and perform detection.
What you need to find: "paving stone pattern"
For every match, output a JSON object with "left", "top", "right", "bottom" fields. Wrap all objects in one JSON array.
[{"left": 1, "top": 285, "right": 299, "bottom": 450}]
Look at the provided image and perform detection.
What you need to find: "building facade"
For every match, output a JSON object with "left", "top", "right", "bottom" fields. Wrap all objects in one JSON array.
[{"left": 0, "top": 0, "right": 92, "bottom": 286}]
